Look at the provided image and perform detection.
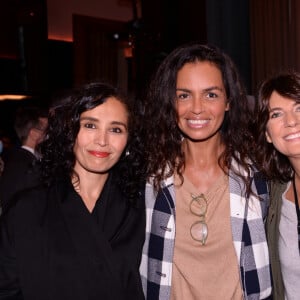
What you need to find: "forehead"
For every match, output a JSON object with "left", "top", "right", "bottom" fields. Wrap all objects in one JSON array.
[
  {"left": 269, "top": 91, "right": 296, "bottom": 107},
  {"left": 81, "top": 97, "right": 128, "bottom": 121},
  {"left": 177, "top": 61, "right": 223, "bottom": 86}
]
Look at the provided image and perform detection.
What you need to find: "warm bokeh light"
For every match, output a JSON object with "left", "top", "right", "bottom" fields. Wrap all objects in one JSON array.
[{"left": 0, "top": 94, "right": 31, "bottom": 101}]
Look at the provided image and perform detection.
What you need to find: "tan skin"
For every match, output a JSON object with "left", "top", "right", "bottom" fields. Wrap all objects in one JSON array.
[
  {"left": 182, "top": 139, "right": 226, "bottom": 193},
  {"left": 176, "top": 61, "right": 229, "bottom": 193},
  {"left": 266, "top": 91, "right": 300, "bottom": 205},
  {"left": 72, "top": 97, "right": 129, "bottom": 212}
]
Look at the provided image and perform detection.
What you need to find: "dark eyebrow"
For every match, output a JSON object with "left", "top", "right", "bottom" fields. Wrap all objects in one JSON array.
[
  {"left": 176, "top": 88, "right": 190, "bottom": 92},
  {"left": 269, "top": 100, "right": 300, "bottom": 111},
  {"left": 80, "top": 116, "right": 98, "bottom": 122},
  {"left": 203, "top": 86, "right": 224, "bottom": 93},
  {"left": 111, "top": 121, "right": 128, "bottom": 130},
  {"left": 80, "top": 117, "right": 128, "bottom": 130},
  {"left": 268, "top": 107, "right": 282, "bottom": 112},
  {"left": 176, "top": 86, "right": 224, "bottom": 93}
]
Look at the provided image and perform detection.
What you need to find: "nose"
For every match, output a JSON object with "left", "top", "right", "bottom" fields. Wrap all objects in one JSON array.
[
  {"left": 95, "top": 130, "right": 108, "bottom": 146},
  {"left": 285, "top": 111, "right": 299, "bottom": 127},
  {"left": 191, "top": 97, "right": 204, "bottom": 114}
]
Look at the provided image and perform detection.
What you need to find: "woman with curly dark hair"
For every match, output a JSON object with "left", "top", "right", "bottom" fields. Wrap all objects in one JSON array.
[
  {"left": 139, "top": 43, "right": 272, "bottom": 299},
  {"left": 255, "top": 71, "right": 300, "bottom": 300},
  {"left": 0, "top": 82, "right": 145, "bottom": 300}
]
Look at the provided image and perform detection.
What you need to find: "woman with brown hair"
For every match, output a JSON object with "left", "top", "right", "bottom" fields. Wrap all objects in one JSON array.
[
  {"left": 255, "top": 71, "right": 300, "bottom": 300},
  {"left": 139, "top": 43, "right": 272, "bottom": 300}
]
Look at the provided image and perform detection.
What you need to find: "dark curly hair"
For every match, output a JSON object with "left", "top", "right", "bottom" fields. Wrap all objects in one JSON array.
[
  {"left": 38, "top": 82, "right": 145, "bottom": 203},
  {"left": 255, "top": 71, "right": 300, "bottom": 182},
  {"left": 141, "top": 43, "right": 255, "bottom": 193}
]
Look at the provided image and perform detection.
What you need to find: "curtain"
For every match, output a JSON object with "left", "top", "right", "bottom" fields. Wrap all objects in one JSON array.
[{"left": 250, "top": 0, "right": 300, "bottom": 93}]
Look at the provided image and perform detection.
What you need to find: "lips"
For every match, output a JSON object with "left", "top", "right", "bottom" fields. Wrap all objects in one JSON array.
[
  {"left": 284, "top": 132, "right": 300, "bottom": 140},
  {"left": 88, "top": 150, "right": 109, "bottom": 158}
]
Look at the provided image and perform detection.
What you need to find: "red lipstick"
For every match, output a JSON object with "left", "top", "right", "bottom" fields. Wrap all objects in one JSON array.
[{"left": 88, "top": 151, "right": 109, "bottom": 158}]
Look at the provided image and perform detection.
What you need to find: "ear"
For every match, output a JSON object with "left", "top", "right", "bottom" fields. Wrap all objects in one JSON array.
[
  {"left": 265, "top": 130, "right": 272, "bottom": 143},
  {"left": 225, "top": 101, "right": 230, "bottom": 111}
]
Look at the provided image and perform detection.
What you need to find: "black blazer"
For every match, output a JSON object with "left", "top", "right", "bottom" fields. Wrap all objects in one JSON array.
[
  {"left": 0, "top": 147, "right": 40, "bottom": 212},
  {"left": 0, "top": 177, "right": 145, "bottom": 300}
]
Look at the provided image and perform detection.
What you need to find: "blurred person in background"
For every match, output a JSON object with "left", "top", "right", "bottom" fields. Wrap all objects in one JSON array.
[{"left": 0, "top": 105, "right": 48, "bottom": 213}]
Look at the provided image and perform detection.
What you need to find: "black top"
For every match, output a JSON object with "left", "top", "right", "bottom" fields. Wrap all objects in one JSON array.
[{"left": 0, "top": 171, "right": 145, "bottom": 300}]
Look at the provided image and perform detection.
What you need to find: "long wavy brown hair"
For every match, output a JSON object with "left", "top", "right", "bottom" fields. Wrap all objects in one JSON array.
[{"left": 141, "top": 43, "right": 256, "bottom": 194}]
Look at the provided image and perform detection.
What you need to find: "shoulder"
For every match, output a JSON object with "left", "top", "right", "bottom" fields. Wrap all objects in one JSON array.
[
  {"left": 2, "top": 148, "right": 36, "bottom": 167},
  {"left": 230, "top": 157, "right": 267, "bottom": 183},
  {"left": 145, "top": 176, "right": 175, "bottom": 212},
  {"left": 4, "top": 147, "right": 34, "bottom": 159}
]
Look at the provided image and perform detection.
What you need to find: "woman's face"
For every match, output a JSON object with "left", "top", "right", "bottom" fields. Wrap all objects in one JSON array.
[
  {"left": 266, "top": 91, "right": 300, "bottom": 159},
  {"left": 175, "top": 61, "right": 229, "bottom": 142},
  {"left": 73, "top": 97, "right": 128, "bottom": 175}
]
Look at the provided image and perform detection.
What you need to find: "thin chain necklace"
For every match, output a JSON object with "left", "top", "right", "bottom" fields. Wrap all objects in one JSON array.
[{"left": 292, "top": 175, "right": 300, "bottom": 255}]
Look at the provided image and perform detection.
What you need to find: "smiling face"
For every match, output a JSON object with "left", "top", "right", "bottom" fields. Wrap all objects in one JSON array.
[
  {"left": 266, "top": 91, "right": 300, "bottom": 160},
  {"left": 73, "top": 97, "right": 129, "bottom": 176},
  {"left": 175, "top": 61, "right": 229, "bottom": 142}
]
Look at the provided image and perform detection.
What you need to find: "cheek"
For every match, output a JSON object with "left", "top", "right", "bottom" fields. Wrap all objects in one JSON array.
[
  {"left": 215, "top": 103, "right": 228, "bottom": 114},
  {"left": 75, "top": 131, "right": 91, "bottom": 148},
  {"left": 114, "top": 137, "right": 128, "bottom": 154},
  {"left": 176, "top": 102, "right": 188, "bottom": 117},
  {"left": 73, "top": 133, "right": 88, "bottom": 155},
  {"left": 73, "top": 140, "right": 81, "bottom": 157}
]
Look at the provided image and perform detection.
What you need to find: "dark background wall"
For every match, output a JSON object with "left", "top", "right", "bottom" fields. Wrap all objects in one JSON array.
[
  {"left": 206, "top": 0, "right": 251, "bottom": 93},
  {"left": 0, "top": 0, "right": 245, "bottom": 99},
  {"left": 0, "top": 0, "right": 300, "bottom": 140}
]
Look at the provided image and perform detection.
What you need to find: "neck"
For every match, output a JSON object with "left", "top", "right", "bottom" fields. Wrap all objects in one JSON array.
[
  {"left": 23, "top": 138, "right": 36, "bottom": 150},
  {"left": 72, "top": 172, "right": 109, "bottom": 212},
  {"left": 182, "top": 137, "right": 225, "bottom": 170},
  {"left": 181, "top": 137, "right": 226, "bottom": 193}
]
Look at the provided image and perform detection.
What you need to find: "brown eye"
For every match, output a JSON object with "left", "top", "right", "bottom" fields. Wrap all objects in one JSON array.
[
  {"left": 84, "top": 123, "right": 96, "bottom": 129},
  {"left": 270, "top": 112, "right": 281, "bottom": 119},
  {"left": 207, "top": 92, "right": 217, "bottom": 98},
  {"left": 110, "top": 127, "right": 122, "bottom": 133},
  {"left": 176, "top": 93, "right": 189, "bottom": 100}
]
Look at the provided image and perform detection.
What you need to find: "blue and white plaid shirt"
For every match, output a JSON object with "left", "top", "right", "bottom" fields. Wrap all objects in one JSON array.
[{"left": 140, "top": 160, "right": 272, "bottom": 300}]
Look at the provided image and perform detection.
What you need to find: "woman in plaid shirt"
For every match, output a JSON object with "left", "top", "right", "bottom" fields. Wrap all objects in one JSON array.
[{"left": 139, "top": 43, "right": 272, "bottom": 300}]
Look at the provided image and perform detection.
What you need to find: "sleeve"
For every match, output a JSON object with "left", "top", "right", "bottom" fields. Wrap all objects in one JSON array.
[
  {"left": 0, "top": 213, "right": 23, "bottom": 300},
  {"left": 253, "top": 170, "right": 270, "bottom": 219}
]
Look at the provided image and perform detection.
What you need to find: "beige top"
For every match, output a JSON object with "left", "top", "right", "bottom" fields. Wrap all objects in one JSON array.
[{"left": 170, "top": 174, "right": 243, "bottom": 300}]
